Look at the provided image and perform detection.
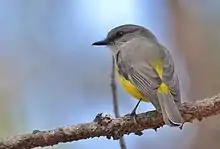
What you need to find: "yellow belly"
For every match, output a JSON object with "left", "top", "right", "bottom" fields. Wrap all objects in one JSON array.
[{"left": 116, "top": 72, "right": 148, "bottom": 102}]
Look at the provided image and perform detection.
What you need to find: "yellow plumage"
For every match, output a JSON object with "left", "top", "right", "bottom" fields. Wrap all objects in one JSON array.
[
  {"left": 116, "top": 59, "right": 170, "bottom": 102},
  {"left": 116, "top": 71, "right": 146, "bottom": 101}
]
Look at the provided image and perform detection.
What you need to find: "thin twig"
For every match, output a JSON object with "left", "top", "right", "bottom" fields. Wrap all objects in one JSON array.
[
  {"left": 1, "top": 94, "right": 220, "bottom": 149},
  {"left": 110, "top": 56, "right": 127, "bottom": 149}
]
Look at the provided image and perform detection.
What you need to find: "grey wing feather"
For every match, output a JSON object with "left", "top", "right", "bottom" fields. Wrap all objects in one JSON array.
[
  {"left": 161, "top": 46, "right": 181, "bottom": 106},
  {"left": 129, "top": 66, "right": 162, "bottom": 110}
]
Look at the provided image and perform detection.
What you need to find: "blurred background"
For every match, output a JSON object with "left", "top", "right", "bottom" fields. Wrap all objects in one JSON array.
[{"left": 0, "top": 0, "right": 220, "bottom": 149}]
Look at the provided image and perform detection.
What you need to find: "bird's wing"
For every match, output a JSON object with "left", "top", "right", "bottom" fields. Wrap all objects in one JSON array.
[
  {"left": 115, "top": 44, "right": 162, "bottom": 109},
  {"left": 161, "top": 46, "right": 181, "bottom": 104}
]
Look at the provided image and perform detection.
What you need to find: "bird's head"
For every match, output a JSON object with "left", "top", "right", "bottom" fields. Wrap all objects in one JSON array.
[{"left": 92, "top": 24, "right": 157, "bottom": 53}]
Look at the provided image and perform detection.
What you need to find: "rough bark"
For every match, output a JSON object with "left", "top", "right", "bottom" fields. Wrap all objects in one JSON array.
[{"left": 1, "top": 94, "right": 220, "bottom": 149}]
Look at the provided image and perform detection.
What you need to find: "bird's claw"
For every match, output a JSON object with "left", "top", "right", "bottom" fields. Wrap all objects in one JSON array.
[
  {"left": 125, "top": 111, "right": 138, "bottom": 125},
  {"left": 125, "top": 98, "right": 142, "bottom": 125}
]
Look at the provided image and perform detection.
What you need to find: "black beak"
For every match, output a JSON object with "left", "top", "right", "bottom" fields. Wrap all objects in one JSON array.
[{"left": 92, "top": 38, "right": 110, "bottom": 46}]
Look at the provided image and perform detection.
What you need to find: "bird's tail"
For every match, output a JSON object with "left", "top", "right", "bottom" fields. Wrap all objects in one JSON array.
[{"left": 157, "top": 92, "right": 183, "bottom": 126}]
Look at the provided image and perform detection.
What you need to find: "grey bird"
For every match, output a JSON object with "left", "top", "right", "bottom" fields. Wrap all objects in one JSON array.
[{"left": 92, "top": 24, "right": 183, "bottom": 127}]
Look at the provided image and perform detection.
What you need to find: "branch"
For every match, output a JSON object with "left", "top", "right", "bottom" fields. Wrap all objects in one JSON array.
[
  {"left": 1, "top": 94, "right": 220, "bottom": 149},
  {"left": 110, "top": 56, "right": 127, "bottom": 149},
  {"left": 111, "top": 56, "right": 120, "bottom": 117}
]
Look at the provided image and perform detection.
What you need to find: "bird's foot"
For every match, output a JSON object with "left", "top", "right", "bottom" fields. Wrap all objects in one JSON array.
[
  {"left": 125, "top": 111, "right": 138, "bottom": 125},
  {"left": 125, "top": 98, "right": 142, "bottom": 125}
]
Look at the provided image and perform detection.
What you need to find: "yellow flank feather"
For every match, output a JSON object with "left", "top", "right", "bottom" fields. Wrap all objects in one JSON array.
[
  {"left": 151, "top": 60, "right": 170, "bottom": 94},
  {"left": 115, "top": 59, "right": 170, "bottom": 102}
]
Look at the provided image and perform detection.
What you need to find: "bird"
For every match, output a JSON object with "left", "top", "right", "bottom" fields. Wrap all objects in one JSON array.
[{"left": 92, "top": 24, "right": 183, "bottom": 127}]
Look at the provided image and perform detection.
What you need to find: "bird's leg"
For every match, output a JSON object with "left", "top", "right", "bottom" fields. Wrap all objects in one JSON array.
[
  {"left": 125, "top": 98, "right": 142, "bottom": 124},
  {"left": 130, "top": 98, "right": 142, "bottom": 116}
]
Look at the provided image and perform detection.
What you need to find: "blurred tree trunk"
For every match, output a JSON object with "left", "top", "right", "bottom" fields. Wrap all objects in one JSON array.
[
  {"left": 0, "top": 61, "right": 25, "bottom": 136},
  {"left": 167, "top": 1, "right": 220, "bottom": 149}
]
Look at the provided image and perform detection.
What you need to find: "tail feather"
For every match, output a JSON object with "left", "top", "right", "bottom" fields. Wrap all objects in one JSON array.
[{"left": 157, "top": 93, "right": 183, "bottom": 127}]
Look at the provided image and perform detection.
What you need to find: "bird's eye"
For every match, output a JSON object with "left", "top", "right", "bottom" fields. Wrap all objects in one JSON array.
[{"left": 117, "top": 31, "right": 124, "bottom": 37}]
